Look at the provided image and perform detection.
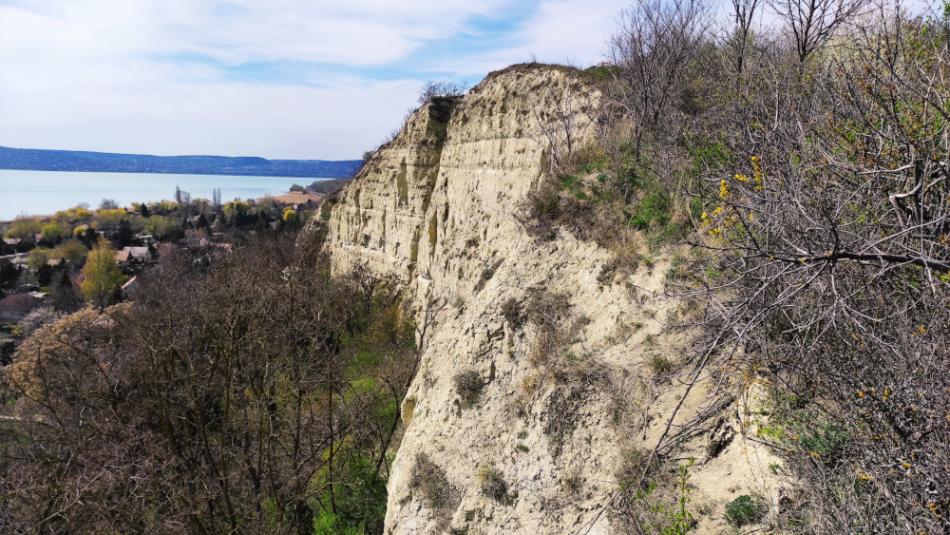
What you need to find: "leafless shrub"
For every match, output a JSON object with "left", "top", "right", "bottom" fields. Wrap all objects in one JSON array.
[
  {"left": 410, "top": 453, "right": 460, "bottom": 513},
  {"left": 478, "top": 466, "right": 511, "bottom": 503},
  {"left": 524, "top": 289, "right": 579, "bottom": 376},
  {"left": 770, "top": 0, "right": 868, "bottom": 63},
  {"left": 541, "top": 386, "right": 586, "bottom": 458},
  {"left": 684, "top": 7, "right": 950, "bottom": 533},
  {"left": 501, "top": 297, "right": 525, "bottom": 329},
  {"left": 418, "top": 80, "right": 467, "bottom": 105},
  {"left": 523, "top": 288, "right": 571, "bottom": 330},
  {"left": 453, "top": 370, "right": 484, "bottom": 406},
  {"left": 727, "top": 0, "right": 762, "bottom": 78},
  {"left": 533, "top": 81, "right": 586, "bottom": 174},
  {"left": 609, "top": 0, "right": 710, "bottom": 160}
]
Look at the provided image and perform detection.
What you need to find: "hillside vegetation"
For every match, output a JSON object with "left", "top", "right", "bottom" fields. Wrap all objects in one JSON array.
[
  {"left": 518, "top": 1, "right": 950, "bottom": 532},
  {"left": 1, "top": 1, "right": 948, "bottom": 534}
]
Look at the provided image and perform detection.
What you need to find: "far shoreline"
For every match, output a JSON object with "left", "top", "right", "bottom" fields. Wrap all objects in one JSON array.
[
  {"left": 0, "top": 167, "right": 346, "bottom": 180},
  {"left": 0, "top": 171, "right": 347, "bottom": 222}
]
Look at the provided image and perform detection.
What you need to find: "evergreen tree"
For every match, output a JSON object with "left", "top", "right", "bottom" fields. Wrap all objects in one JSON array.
[{"left": 51, "top": 270, "right": 81, "bottom": 312}]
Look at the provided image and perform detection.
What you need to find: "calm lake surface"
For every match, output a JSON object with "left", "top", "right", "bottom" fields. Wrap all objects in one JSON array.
[{"left": 0, "top": 169, "right": 324, "bottom": 220}]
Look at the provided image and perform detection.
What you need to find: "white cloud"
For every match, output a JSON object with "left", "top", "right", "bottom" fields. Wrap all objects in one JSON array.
[
  {"left": 505, "top": 0, "right": 624, "bottom": 65},
  {"left": 430, "top": 0, "right": 627, "bottom": 76},
  {"left": 0, "top": 71, "right": 421, "bottom": 158},
  {"left": 1, "top": 0, "right": 512, "bottom": 65},
  {"left": 0, "top": 0, "right": 627, "bottom": 159}
]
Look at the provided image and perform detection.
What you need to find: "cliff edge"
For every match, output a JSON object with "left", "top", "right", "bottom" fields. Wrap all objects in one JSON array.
[{"left": 318, "top": 64, "right": 784, "bottom": 534}]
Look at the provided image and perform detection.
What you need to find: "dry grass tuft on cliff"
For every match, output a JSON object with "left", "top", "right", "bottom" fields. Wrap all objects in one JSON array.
[
  {"left": 453, "top": 369, "right": 485, "bottom": 406},
  {"left": 410, "top": 452, "right": 461, "bottom": 524}
]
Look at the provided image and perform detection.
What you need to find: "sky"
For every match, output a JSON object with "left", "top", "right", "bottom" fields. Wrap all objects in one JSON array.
[{"left": 0, "top": 0, "right": 630, "bottom": 160}]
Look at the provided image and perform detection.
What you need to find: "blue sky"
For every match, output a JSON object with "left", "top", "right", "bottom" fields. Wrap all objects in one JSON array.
[{"left": 0, "top": 0, "right": 629, "bottom": 159}]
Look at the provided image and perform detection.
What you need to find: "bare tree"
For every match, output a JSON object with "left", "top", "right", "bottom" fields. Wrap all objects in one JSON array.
[
  {"left": 1, "top": 233, "right": 420, "bottom": 534},
  {"left": 728, "top": 0, "right": 762, "bottom": 79},
  {"left": 533, "top": 81, "right": 584, "bottom": 175},
  {"left": 609, "top": 0, "right": 710, "bottom": 160},
  {"left": 770, "top": 0, "right": 868, "bottom": 63}
]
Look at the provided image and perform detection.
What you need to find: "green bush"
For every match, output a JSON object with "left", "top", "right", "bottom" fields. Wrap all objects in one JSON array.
[
  {"left": 312, "top": 453, "right": 387, "bottom": 535},
  {"left": 724, "top": 495, "right": 766, "bottom": 527},
  {"left": 799, "top": 423, "right": 848, "bottom": 461},
  {"left": 581, "top": 64, "right": 619, "bottom": 84},
  {"left": 312, "top": 510, "right": 362, "bottom": 535},
  {"left": 629, "top": 187, "right": 672, "bottom": 230},
  {"left": 686, "top": 138, "right": 731, "bottom": 179}
]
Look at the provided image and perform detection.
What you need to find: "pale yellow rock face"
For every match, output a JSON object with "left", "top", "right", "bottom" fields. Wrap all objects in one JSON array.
[
  {"left": 326, "top": 94, "right": 451, "bottom": 280},
  {"left": 322, "top": 65, "right": 783, "bottom": 535}
]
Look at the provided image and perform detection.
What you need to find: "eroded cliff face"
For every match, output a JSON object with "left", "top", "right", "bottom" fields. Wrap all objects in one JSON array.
[{"left": 321, "top": 65, "right": 782, "bottom": 534}]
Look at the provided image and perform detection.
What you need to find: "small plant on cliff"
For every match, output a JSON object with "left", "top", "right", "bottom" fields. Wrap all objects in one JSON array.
[
  {"left": 453, "top": 370, "right": 484, "bottom": 405},
  {"left": 666, "top": 459, "right": 696, "bottom": 535},
  {"left": 518, "top": 179, "right": 562, "bottom": 241},
  {"left": 614, "top": 450, "right": 699, "bottom": 534},
  {"left": 501, "top": 297, "right": 524, "bottom": 329},
  {"left": 410, "top": 453, "right": 459, "bottom": 511},
  {"left": 724, "top": 495, "right": 766, "bottom": 527},
  {"left": 478, "top": 466, "right": 511, "bottom": 503},
  {"left": 629, "top": 184, "right": 672, "bottom": 230},
  {"left": 648, "top": 354, "right": 673, "bottom": 378}
]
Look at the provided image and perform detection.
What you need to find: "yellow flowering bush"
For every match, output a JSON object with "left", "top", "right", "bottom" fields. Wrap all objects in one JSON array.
[{"left": 700, "top": 155, "right": 765, "bottom": 238}]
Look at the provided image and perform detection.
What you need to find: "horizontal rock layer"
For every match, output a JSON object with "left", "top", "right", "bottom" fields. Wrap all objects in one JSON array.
[{"left": 321, "top": 65, "right": 782, "bottom": 535}]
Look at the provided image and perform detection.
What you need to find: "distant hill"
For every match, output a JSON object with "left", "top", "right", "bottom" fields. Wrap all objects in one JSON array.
[{"left": 0, "top": 146, "right": 362, "bottom": 178}]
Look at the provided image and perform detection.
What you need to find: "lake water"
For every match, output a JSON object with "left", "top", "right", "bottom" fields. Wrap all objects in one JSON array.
[{"left": 0, "top": 169, "right": 324, "bottom": 220}]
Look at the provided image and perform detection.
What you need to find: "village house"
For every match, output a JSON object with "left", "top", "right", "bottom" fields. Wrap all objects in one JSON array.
[
  {"left": 1, "top": 239, "right": 19, "bottom": 255},
  {"left": 271, "top": 191, "right": 323, "bottom": 210},
  {"left": 3, "top": 237, "right": 34, "bottom": 254},
  {"left": 114, "top": 246, "right": 155, "bottom": 269},
  {"left": 133, "top": 232, "right": 156, "bottom": 246}
]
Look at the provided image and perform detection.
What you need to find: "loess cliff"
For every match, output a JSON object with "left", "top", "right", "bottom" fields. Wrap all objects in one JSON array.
[{"left": 318, "top": 65, "right": 784, "bottom": 534}]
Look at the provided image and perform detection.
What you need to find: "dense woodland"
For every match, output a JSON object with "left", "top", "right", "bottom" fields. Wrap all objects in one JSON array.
[
  {"left": 1, "top": 231, "right": 418, "bottom": 534},
  {"left": 1, "top": 0, "right": 949, "bottom": 533}
]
